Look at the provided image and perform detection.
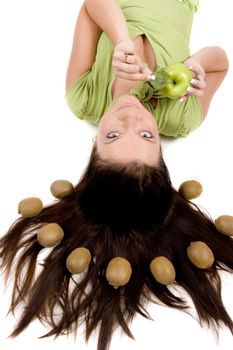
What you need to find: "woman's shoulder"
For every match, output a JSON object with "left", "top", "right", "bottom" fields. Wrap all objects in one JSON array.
[
  {"left": 155, "top": 96, "right": 203, "bottom": 137},
  {"left": 176, "top": 0, "right": 199, "bottom": 13},
  {"left": 65, "top": 67, "right": 112, "bottom": 125},
  {"left": 65, "top": 70, "right": 93, "bottom": 121}
]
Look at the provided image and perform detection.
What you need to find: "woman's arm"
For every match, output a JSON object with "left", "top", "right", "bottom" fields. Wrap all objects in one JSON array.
[
  {"left": 84, "top": 0, "right": 152, "bottom": 81},
  {"left": 66, "top": 1, "right": 150, "bottom": 90},
  {"left": 66, "top": 4, "right": 102, "bottom": 90},
  {"left": 189, "top": 46, "right": 229, "bottom": 73},
  {"left": 84, "top": 0, "right": 130, "bottom": 45},
  {"left": 67, "top": 0, "right": 129, "bottom": 91},
  {"left": 184, "top": 46, "right": 229, "bottom": 117}
]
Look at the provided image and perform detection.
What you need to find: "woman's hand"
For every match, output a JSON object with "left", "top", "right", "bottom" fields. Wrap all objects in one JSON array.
[
  {"left": 181, "top": 57, "right": 207, "bottom": 102},
  {"left": 112, "top": 39, "right": 153, "bottom": 81}
]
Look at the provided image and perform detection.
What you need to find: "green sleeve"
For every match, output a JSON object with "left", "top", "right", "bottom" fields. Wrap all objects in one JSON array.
[{"left": 65, "top": 70, "right": 93, "bottom": 120}]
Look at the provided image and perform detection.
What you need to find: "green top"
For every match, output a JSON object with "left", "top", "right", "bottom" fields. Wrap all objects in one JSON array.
[{"left": 66, "top": 0, "right": 203, "bottom": 137}]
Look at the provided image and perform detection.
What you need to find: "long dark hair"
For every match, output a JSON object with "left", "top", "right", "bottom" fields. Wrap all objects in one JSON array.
[{"left": 0, "top": 146, "right": 233, "bottom": 350}]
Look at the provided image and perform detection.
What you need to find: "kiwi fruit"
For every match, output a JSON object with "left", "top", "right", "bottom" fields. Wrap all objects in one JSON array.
[
  {"left": 37, "top": 223, "right": 64, "bottom": 247},
  {"left": 18, "top": 197, "right": 43, "bottom": 218},
  {"left": 66, "top": 247, "right": 91, "bottom": 274},
  {"left": 215, "top": 215, "right": 233, "bottom": 236},
  {"left": 150, "top": 256, "right": 176, "bottom": 285},
  {"left": 50, "top": 180, "right": 74, "bottom": 199},
  {"left": 179, "top": 180, "right": 203, "bottom": 200},
  {"left": 106, "top": 257, "right": 132, "bottom": 288},
  {"left": 187, "top": 241, "right": 214, "bottom": 269}
]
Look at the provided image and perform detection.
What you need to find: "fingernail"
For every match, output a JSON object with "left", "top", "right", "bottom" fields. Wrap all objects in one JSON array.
[
  {"left": 191, "top": 79, "right": 196, "bottom": 84},
  {"left": 189, "top": 66, "right": 193, "bottom": 70},
  {"left": 179, "top": 97, "right": 185, "bottom": 102},
  {"left": 187, "top": 87, "right": 193, "bottom": 93},
  {"left": 148, "top": 74, "right": 155, "bottom": 80}
]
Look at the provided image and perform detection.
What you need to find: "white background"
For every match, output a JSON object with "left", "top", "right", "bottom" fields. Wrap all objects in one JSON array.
[{"left": 0, "top": 1, "right": 233, "bottom": 349}]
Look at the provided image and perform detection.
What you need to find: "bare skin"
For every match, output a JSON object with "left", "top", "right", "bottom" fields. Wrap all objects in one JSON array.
[{"left": 96, "top": 95, "right": 160, "bottom": 166}]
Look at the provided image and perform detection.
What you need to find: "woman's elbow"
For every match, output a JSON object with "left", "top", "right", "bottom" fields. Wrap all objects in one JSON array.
[{"left": 214, "top": 46, "right": 229, "bottom": 71}]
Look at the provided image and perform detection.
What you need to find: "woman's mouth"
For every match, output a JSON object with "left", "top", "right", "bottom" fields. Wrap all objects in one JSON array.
[{"left": 116, "top": 103, "right": 139, "bottom": 111}]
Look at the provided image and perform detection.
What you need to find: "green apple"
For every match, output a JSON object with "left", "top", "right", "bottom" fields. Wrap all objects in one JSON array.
[
  {"left": 159, "top": 63, "right": 192, "bottom": 98},
  {"left": 149, "top": 63, "right": 192, "bottom": 99}
]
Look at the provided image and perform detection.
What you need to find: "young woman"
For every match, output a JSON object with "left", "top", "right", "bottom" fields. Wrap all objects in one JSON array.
[
  {"left": 0, "top": 1, "right": 232, "bottom": 350},
  {"left": 66, "top": 0, "right": 228, "bottom": 151}
]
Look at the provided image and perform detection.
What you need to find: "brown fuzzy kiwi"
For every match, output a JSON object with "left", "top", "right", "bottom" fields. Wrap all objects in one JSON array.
[
  {"left": 37, "top": 223, "right": 64, "bottom": 247},
  {"left": 187, "top": 241, "right": 214, "bottom": 269},
  {"left": 18, "top": 197, "right": 43, "bottom": 218},
  {"left": 150, "top": 256, "right": 176, "bottom": 285},
  {"left": 106, "top": 257, "right": 132, "bottom": 288},
  {"left": 50, "top": 180, "right": 74, "bottom": 199},
  {"left": 215, "top": 215, "right": 233, "bottom": 237},
  {"left": 66, "top": 247, "right": 91, "bottom": 274},
  {"left": 179, "top": 180, "right": 203, "bottom": 200}
]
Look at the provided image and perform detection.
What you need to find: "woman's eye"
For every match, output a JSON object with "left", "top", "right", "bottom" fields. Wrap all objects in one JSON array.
[
  {"left": 107, "top": 131, "right": 120, "bottom": 139},
  {"left": 140, "top": 131, "right": 153, "bottom": 138}
]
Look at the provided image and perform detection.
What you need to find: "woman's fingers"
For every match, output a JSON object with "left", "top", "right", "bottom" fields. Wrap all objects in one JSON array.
[
  {"left": 113, "top": 39, "right": 154, "bottom": 81},
  {"left": 191, "top": 78, "right": 207, "bottom": 90},
  {"left": 185, "top": 76, "right": 206, "bottom": 97},
  {"left": 179, "top": 75, "right": 207, "bottom": 102},
  {"left": 181, "top": 58, "right": 207, "bottom": 101},
  {"left": 186, "top": 86, "right": 204, "bottom": 97},
  {"left": 179, "top": 95, "right": 188, "bottom": 103},
  {"left": 113, "top": 69, "right": 151, "bottom": 81},
  {"left": 113, "top": 50, "right": 137, "bottom": 64},
  {"left": 189, "top": 64, "right": 206, "bottom": 81},
  {"left": 138, "top": 62, "right": 153, "bottom": 76},
  {"left": 112, "top": 59, "right": 141, "bottom": 74},
  {"left": 114, "top": 40, "right": 135, "bottom": 55},
  {"left": 112, "top": 49, "right": 152, "bottom": 81}
]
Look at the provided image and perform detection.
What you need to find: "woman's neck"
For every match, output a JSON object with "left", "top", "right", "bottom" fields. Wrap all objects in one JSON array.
[
  {"left": 112, "top": 78, "right": 157, "bottom": 109},
  {"left": 111, "top": 77, "right": 137, "bottom": 99}
]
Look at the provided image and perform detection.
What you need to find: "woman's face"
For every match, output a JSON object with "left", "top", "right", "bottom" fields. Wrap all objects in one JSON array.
[{"left": 96, "top": 95, "right": 160, "bottom": 166}]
